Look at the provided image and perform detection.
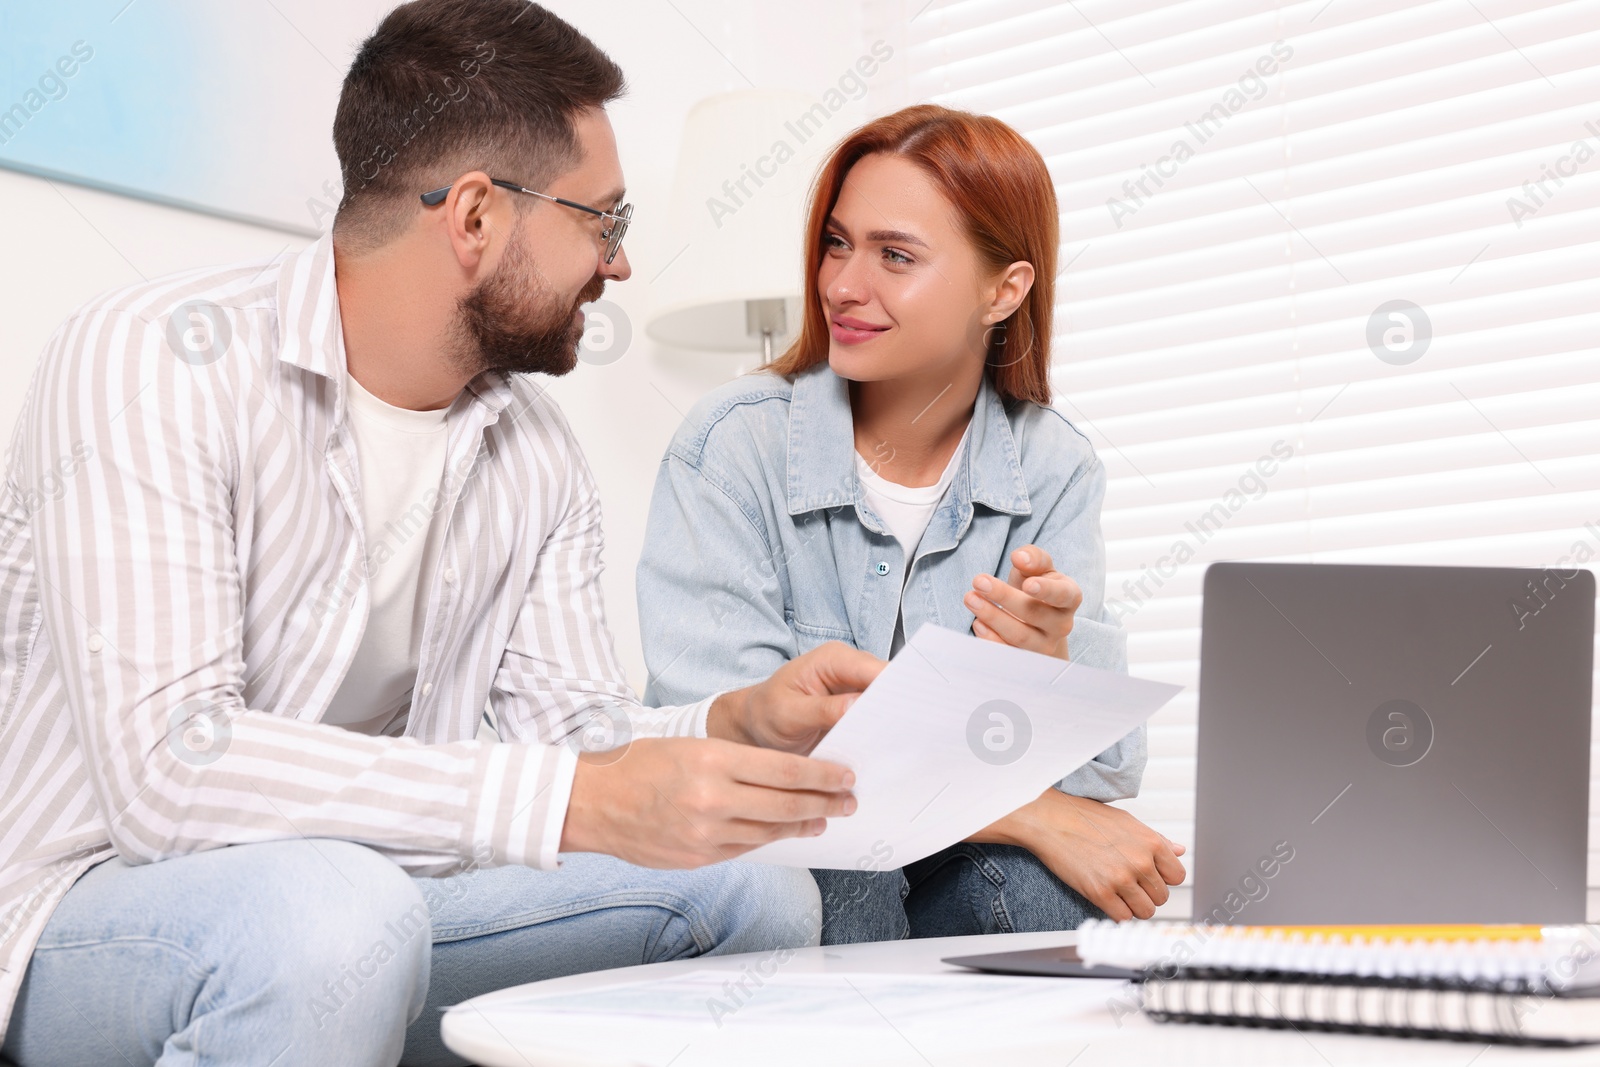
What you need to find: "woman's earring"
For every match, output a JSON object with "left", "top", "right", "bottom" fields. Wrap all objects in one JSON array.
[
  {"left": 982, "top": 319, "right": 1008, "bottom": 358},
  {"left": 987, "top": 319, "right": 1035, "bottom": 370}
]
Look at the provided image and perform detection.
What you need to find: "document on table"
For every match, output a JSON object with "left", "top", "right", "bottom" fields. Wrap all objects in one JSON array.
[
  {"left": 457, "top": 970, "right": 1124, "bottom": 1062},
  {"left": 742, "top": 623, "right": 1182, "bottom": 870},
  {"left": 489, "top": 970, "right": 1084, "bottom": 1028}
]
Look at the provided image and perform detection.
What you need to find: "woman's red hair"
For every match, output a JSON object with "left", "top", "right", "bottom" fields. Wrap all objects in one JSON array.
[{"left": 764, "top": 104, "right": 1058, "bottom": 405}]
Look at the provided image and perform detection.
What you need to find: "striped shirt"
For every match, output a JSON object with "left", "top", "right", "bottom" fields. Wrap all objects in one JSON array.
[{"left": 0, "top": 234, "right": 708, "bottom": 1040}]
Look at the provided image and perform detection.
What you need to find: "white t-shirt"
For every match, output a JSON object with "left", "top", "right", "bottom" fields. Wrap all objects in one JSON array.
[
  {"left": 854, "top": 425, "right": 969, "bottom": 656},
  {"left": 322, "top": 369, "right": 453, "bottom": 735}
]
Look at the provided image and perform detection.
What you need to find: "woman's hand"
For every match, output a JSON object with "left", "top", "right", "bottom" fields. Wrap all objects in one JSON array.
[
  {"left": 965, "top": 545, "right": 1082, "bottom": 660},
  {"left": 970, "top": 789, "right": 1187, "bottom": 921}
]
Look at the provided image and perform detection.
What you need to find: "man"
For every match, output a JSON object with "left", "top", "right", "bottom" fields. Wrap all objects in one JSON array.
[{"left": 0, "top": 3, "right": 879, "bottom": 1064}]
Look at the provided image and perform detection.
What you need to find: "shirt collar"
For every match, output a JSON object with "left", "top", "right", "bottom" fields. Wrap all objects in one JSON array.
[
  {"left": 275, "top": 233, "right": 520, "bottom": 415},
  {"left": 275, "top": 233, "right": 342, "bottom": 381},
  {"left": 784, "top": 362, "right": 1031, "bottom": 517}
]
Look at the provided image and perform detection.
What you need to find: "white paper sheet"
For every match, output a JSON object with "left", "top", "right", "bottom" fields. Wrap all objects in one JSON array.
[
  {"left": 491, "top": 971, "right": 1070, "bottom": 1025},
  {"left": 455, "top": 970, "right": 1118, "bottom": 1062},
  {"left": 742, "top": 623, "right": 1182, "bottom": 869}
]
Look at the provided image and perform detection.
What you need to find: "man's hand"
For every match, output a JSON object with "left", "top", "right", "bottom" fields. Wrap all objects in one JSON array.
[
  {"left": 707, "top": 641, "right": 885, "bottom": 754},
  {"left": 560, "top": 737, "right": 857, "bottom": 868},
  {"left": 971, "top": 789, "right": 1187, "bottom": 921},
  {"left": 965, "top": 545, "right": 1083, "bottom": 660}
]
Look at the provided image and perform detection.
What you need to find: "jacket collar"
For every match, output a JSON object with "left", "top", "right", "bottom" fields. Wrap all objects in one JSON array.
[{"left": 784, "top": 363, "right": 1031, "bottom": 518}]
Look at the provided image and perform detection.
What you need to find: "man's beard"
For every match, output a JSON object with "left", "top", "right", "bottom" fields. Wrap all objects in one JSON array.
[{"left": 451, "top": 228, "right": 605, "bottom": 378}]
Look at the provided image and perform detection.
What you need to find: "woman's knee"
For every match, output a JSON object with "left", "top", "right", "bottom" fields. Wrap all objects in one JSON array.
[
  {"left": 957, "top": 843, "right": 1104, "bottom": 933},
  {"left": 814, "top": 867, "right": 909, "bottom": 945}
]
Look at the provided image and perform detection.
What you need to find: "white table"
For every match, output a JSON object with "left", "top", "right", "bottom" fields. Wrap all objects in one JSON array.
[{"left": 442, "top": 930, "right": 1600, "bottom": 1067}]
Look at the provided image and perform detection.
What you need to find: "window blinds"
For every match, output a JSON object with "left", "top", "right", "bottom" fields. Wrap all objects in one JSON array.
[{"left": 871, "top": 0, "right": 1600, "bottom": 918}]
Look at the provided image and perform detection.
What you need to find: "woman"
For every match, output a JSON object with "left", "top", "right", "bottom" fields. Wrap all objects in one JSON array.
[{"left": 637, "top": 104, "right": 1185, "bottom": 943}]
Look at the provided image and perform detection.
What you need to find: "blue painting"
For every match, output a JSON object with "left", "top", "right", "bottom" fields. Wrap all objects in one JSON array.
[{"left": 0, "top": 1, "right": 350, "bottom": 234}]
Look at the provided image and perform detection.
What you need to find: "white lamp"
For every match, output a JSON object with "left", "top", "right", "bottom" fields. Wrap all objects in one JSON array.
[{"left": 647, "top": 89, "right": 832, "bottom": 362}]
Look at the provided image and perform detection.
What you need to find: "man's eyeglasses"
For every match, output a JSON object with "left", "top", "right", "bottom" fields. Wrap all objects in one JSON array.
[{"left": 420, "top": 178, "right": 633, "bottom": 264}]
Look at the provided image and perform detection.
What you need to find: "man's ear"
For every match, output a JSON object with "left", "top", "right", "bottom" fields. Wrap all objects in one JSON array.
[
  {"left": 984, "top": 260, "right": 1037, "bottom": 324},
  {"left": 439, "top": 171, "right": 496, "bottom": 270}
]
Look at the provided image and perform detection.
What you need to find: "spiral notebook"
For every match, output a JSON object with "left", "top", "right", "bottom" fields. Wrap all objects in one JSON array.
[{"left": 1075, "top": 920, "right": 1600, "bottom": 1044}]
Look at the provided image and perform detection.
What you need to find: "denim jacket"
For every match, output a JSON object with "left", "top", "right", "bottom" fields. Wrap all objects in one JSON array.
[{"left": 636, "top": 363, "right": 1145, "bottom": 801}]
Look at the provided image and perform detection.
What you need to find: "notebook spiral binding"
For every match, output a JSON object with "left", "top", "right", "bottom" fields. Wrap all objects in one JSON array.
[
  {"left": 1077, "top": 919, "right": 1600, "bottom": 1044},
  {"left": 1138, "top": 966, "right": 1581, "bottom": 1046}
]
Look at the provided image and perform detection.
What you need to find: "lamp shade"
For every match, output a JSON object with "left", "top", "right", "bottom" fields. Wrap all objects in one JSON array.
[{"left": 647, "top": 89, "right": 831, "bottom": 352}]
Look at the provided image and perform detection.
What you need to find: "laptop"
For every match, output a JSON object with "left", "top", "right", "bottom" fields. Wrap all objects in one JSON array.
[
  {"left": 947, "top": 560, "right": 1595, "bottom": 977},
  {"left": 1192, "top": 560, "right": 1593, "bottom": 925}
]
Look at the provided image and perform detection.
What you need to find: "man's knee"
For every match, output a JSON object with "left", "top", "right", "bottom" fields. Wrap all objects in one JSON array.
[
  {"left": 4, "top": 839, "right": 433, "bottom": 1067},
  {"left": 242, "top": 840, "right": 433, "bottom": 1034},
  {"left": 705, "top": 862, "right": 821, "bottom": 954}
]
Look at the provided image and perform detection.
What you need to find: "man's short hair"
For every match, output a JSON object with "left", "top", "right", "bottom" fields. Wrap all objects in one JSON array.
[{"left": 332, "top": 0, "right": 625, "bottom": 251}]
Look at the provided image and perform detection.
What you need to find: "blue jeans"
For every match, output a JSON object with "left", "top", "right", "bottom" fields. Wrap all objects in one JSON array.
[
  {"left": 813, "top": 843, "right": 1104, "bottom": 944},
  {"left": 0, "top": 839, "right": 820, "bottom": 1067}
]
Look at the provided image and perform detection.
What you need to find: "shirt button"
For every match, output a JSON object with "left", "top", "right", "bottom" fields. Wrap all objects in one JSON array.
[
  {"left": 86, "top": 634, "right": 104, "bottom": 654},
  {"left": 421, "top": 682, "right": 434, "bottom": 697},
  {"left": 443, "top": 568, "right": 456, "bottom": 585},
  {"left": 875, "top": 562, "right": 890, "bottom": 576}
]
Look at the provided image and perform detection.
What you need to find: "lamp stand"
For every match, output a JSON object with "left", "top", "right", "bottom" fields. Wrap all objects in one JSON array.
[{"left": 745, "top": 298, "right": 788, "bottom": 367}]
